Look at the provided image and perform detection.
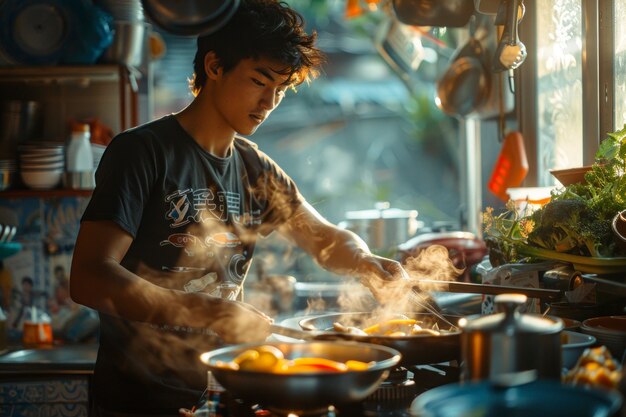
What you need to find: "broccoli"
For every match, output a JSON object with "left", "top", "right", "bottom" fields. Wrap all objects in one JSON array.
[{"left": 526, "top": 199, "right": 615, "bottom": 257}]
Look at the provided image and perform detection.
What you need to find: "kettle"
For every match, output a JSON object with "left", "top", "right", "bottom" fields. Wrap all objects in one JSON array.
[{"left": 459, "top": 293, "right": 564, "bottom": 381}]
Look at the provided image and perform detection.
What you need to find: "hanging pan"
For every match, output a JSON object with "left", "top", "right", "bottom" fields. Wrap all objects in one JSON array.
[
  {"left": 141, "top": 0, "right": 240, "bottom": 36},
  {"left": 435, "top": 18, "right": 491, "bottom": 117}
]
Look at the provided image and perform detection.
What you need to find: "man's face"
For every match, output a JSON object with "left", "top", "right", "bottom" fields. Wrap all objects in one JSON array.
[{"left": 211, "top": 57, "right": 291, "bottom": 135}]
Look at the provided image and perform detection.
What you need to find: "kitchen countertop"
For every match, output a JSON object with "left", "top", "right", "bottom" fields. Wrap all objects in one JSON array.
[{"left": 0, "top": 343, "right": 97, "bottom": 375}]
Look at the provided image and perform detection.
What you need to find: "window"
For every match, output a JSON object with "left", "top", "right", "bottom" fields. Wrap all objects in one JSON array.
[{"left": 519, "top": 0, "right": 626, "bottom": 186}]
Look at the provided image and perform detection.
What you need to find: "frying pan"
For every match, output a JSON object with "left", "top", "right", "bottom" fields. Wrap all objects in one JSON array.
[
  {"left": 200, "top": 341, "right": 401, "bottom": 412},
  {"left": 285, "top": 312, "right": 462, "bottom": 366},
  {"left": 436, "top": 36, "right": 491, "bottom": 117}
]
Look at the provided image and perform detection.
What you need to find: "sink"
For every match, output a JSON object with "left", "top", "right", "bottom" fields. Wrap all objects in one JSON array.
[{"left": 0, "top": 344, "right": 97, "bottom": 373}]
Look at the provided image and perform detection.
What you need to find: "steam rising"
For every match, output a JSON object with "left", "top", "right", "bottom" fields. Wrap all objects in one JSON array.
[
  {"left": 329, "top": 244, "right": 464, "bottom": 327},
  {"left": 98, "top": 166, "right": 464, "bottom": 382}
]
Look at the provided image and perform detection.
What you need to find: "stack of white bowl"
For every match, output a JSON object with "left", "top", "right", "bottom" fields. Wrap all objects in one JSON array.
[{"left": 18, "top": 142, "right": 65, "bottom": 190}]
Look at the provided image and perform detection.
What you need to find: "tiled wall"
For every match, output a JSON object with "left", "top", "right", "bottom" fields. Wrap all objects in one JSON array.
[
  {"left": 0, "top": 376, "right": 89, "bottom": 417},
  {"left": 0, "top": 196, "right": 90, "bottom": 340}
]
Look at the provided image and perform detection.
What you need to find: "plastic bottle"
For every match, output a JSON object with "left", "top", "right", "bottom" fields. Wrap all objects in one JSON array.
[
  {"left": 22, "top": 306, "right": 53, "bottom": 347},
  {"left": 65, "top": 123, "right": 95, "bottom": 189}
]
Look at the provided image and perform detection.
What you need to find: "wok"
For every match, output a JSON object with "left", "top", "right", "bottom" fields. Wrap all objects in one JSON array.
[
  {"left": 200, "top": 341, "right": 401, "bottom": 412},
  {"left": 296, "top": 312, "right": 462, "bottom": 366}
]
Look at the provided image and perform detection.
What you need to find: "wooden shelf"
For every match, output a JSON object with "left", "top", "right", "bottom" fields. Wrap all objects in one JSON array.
[{"left": 0, "top": 189, "right": 92, "bottom": 199}]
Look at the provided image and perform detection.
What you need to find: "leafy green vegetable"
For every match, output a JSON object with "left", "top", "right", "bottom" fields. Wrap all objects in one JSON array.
[{"left": 483, "top": 124, "right": 626, "bottom": 265}]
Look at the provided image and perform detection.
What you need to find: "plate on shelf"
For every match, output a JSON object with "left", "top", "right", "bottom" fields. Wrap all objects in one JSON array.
[
  {"left": 516, "top": 245, "right": 626, "bottom": 274},
  {"left": 0, "top": 242, "right": 22, "bottom": 260},
  {"left": 0, "top": 0, "right": 72, "bottom": 65}
]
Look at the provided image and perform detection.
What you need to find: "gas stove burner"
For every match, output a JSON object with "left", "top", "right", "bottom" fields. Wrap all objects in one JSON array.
[{"left": 367, "top": 367, "right": 418, "bottom": 401}]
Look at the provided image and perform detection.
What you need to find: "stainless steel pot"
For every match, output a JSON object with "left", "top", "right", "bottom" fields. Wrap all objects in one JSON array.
[
  {"left": 101, "top": 21, "right": 147, "bottom": 67},
  {"left": 339, "top": 202, "right": 421, "bottom": 253},
  {"left": 0, "top": 100, "right": 43, "bottom": 158},
  {"left": 459, "top": 293, "right": 564, "bottom": 381}
]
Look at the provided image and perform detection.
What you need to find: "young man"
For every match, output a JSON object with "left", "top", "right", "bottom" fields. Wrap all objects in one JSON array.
[{"left": 70, "top": 0, "right": 408, "bottom": 414}]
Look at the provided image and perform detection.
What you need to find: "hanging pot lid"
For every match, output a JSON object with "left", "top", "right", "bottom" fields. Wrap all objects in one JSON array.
[{"left": 141, "top": 0, "right": 240, "bottom": 36}]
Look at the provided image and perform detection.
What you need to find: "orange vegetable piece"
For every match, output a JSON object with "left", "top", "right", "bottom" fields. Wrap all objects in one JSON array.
[
  {"left": 363, "top": 319, "right": 417, "bottom": 334},
  {"left": 345, "top": 360, "right": 373, "bottom": 371}
]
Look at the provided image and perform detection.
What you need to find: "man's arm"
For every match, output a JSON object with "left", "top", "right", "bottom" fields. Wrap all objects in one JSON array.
[
  {"left": 69, "top": 220, "right": 271, "bottom": 342},
  {"left": 277, "top": 201, "right": 407, "bottom": 289}
]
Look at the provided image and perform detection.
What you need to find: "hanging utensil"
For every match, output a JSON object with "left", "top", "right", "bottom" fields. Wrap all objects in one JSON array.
[
  {"left": 435, "top": 16, "right": 491, "bottom": 117},
  {"left": 492, "top": 0, "right": 527, "bottom": 72},
  {"left": 487, "top": 71, "right": 528, "bottom": 201},
  {"left": 487, "top": 130, "right": 529, "bottom": 201}
]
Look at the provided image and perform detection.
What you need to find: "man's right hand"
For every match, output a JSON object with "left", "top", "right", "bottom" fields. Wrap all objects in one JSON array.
[{"left": 208, "top": 298, "right": 273, "bottom": 344}]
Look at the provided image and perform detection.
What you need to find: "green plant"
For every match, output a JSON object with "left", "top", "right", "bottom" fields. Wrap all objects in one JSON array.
[{"left": 483, "top": 124, "right": 626, "bottom": 265}]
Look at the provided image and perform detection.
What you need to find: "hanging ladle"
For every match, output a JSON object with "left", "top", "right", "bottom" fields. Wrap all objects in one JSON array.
[{"left": 492, "top": 0, "right": 527, "bottom": 72}]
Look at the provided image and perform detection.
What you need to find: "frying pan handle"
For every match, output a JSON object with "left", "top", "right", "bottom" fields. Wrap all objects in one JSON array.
[{"left": 414, "top": 279, "right": 562, "bottom": 300}]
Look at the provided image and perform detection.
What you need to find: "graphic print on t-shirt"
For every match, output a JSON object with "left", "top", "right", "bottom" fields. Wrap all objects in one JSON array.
[
  {"left": 159, "top": 233, "right": 204, "bottom": 256},
  {"left": 160, "top": 187, "right": 257, "bottom": 293},
  {"left": 164, "top": 188, "right": 244, "bottom": 226}
]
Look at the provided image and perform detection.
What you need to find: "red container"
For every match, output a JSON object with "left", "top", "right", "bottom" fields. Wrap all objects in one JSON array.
[{"left": 488, "top": 131, "right": 529, "bottom": 202}]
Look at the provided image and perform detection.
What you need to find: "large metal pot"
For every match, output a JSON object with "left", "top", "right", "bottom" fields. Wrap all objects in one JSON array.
[
  {"left": 200, "top": 341, "right": 401, "bottom": 412},
  {"left": 459, "top": 293, "right": 564, "bottom": 381},
  {"left": 339, "top": 202, "right": 421, "bottom": 253}
]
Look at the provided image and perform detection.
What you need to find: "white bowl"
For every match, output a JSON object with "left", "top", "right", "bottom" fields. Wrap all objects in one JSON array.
[
  {"left": 20, "top": 162, "right": 65, "bottom": 170},
  {"left": 20, "top": 169, "right": 62, "bottom": 190}
]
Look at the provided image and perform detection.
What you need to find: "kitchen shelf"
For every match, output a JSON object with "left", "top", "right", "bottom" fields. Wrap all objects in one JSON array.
[
  {"left": 0, "top": 65, "right": 122, "bottom": 85},
  {"left": 0, "top": 64, "right": 139, "bottom": 135},
  {"left": 0, "top": 189, "right": 92, "bottom": 199}
]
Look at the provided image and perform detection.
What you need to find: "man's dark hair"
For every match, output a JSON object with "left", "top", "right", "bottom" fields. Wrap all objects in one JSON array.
[{"left": 190, "top": 0, "right": 325, "bottom": 95}]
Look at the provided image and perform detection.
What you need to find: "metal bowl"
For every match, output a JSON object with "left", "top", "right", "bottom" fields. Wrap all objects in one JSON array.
[{"left": 200, "top": 341, "right": 401, "bottom": 412}]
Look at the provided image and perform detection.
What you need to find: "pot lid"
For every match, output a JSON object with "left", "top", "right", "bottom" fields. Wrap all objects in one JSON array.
[
  {"left": 459, "top": 294, "right": 563, "bottom": 334},
  {"left": 410, "top": 378, "right": 622, "bottom": 417},
  {"left": 345, "top": 201, "right": 418, "bottom": 220}
]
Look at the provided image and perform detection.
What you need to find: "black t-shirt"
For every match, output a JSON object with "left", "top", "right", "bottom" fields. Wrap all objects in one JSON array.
[{"left": 81, "top": 115, "right": 302, "bottom": 414}]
